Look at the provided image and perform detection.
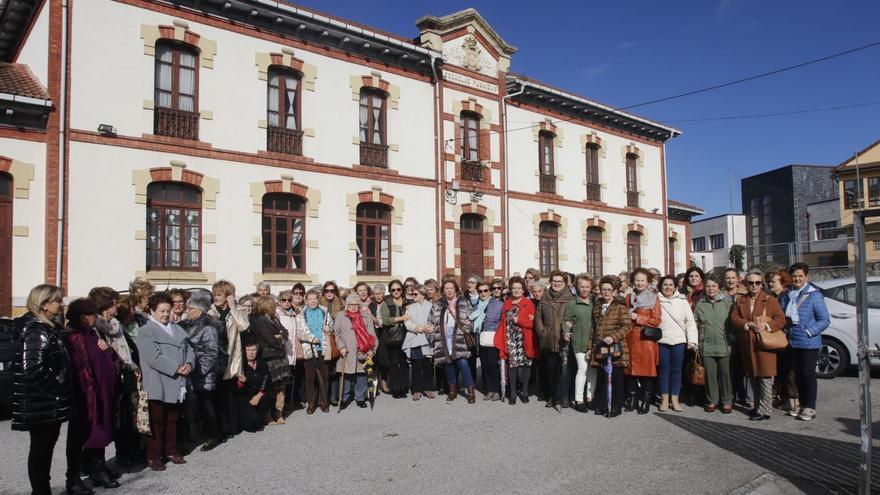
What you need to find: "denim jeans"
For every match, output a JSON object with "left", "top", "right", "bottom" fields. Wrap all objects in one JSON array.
[
  {"left": 658, "top": 343, "right": 685, "bottom": 395},
  {"left": 342, "top": 373, "right": 368, "bottom": 402},
  {"left": 444, "top": 358, "right": 475, "bottom": 387}
]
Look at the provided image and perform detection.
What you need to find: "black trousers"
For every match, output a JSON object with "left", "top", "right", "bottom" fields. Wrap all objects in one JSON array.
[
  {"left": 480, "top": 345, "right": 501, "bottom": 394},
  {"left": 237, "top": 393, "right": 272, "bottom": 432},
  {"left": 409, "top": 348, "right": 435, "bottom": 393},
  {"left": 386, "top": 343, "right": 410, "bottom": 393},
  {"left": 594, "top": 366, "right": 624, "bottom": 411},
  {"left": 541, "top": 352, "right": 562, "bottom": 401},
  {"left": 794, "top": 348, "right": 819, "bottom": 409},
  {"left": 189, "top": 389, "right": 217, "bottom": 442},
  {"left": 27, "top": 422, "right": 69, "bottom": 495},
  {"left": 115, "top": 369, "right": 142, "bottom": 462},
  {"left": 66, "top": 419, "right": 104, "bottom": 475},
  {"left": 216, "top": 378, "right": 239, "bottom": 436}
]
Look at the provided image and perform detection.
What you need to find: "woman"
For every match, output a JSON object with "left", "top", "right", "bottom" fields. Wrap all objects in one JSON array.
[
  {"left": 321, "top": 281, "right": 344, "bottom": 316},
  {"left": 535, "top": 270, "right": 572, "bottom": 408},
  {"left": 431, "top": 279, "right": 476, "bottom": 403},
  {"left": 137, "top": 291, "right": 194, "bottom": 471},
  {"left": 684, "top": 266, "right": 707, "bottom": 310},
  {"left": 730, "top": 270, "right": 786, "bottom": 421},
  {"left": 129, "top": 277, "right": 155, "bottom": 329},
  {"left": 335, "top": 294, "right": 378, "bottom": 408},
  {"left": 238, "top": 295, "right": 255, "bottom": 317},
  {"left": 249, "top": 295, "right": 290, "bottom": 425},
  {"left": 296, "top": 289, "right": 334, "bottom": 413},
  {"left": 169, "top": 288, "right": 189, "bottom": 323},
  {"left": 380, "top": 279, "right": 411, "bottom": 398},
  {"left": 562, "top": 274, "right": 594, "bottom": 413},
  {"left": 624, "top": 268, "right": 662, "bottom": 415},
  {"left": 180, "top": 292, "right": 220, "bottom": 451},
  {"left": 424, "top": 279, "right": 440, "bottom": 303},
  {"left": 62, "top": 299, "right": 121, "bottom": 489},
  {"left": 236, "top": 339, "right": 272, "bottom": 431},
  {"left": 493, "top": 276, "right": 536, "bottom": 405},
  {"left": 465, "top": 276, "right": 481, "bottom": 306},
  {"left": 657, "top": 275, "right": 698, "bottom": 412},
  {"left": 476, "top": 281, "right": 504, "bottom": 401},
  {"left": 403, "top": 277, "right": 420, "bottom": 302},
  {"left": 767, "top": 269, "right": 791, "bottom": 298},
  {"left": 587, "top": 276, "right": 631, "bottom": 417},
  {"left": 256, "top": 281, "right": 272, "bottom": 298},
  {"left": 276, "top": 289, "right": 299, "bottom": 412},
  {"left": 403, "top": 285, "right": 437, "bottom": 400},
  {"left": 208, "top": 280, "right": 250, "bottom": 441},
  {"left": 13, "top": 285, "right": 77, "bottom": 495},
  {"left": 695, "top": 275, "right": 734, "bottom": 414}
]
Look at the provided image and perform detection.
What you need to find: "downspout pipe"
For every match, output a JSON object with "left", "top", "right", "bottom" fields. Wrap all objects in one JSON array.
[
  {"left": 501, "top": 80, "right": 525, "bottom": 276},
  {"left": 430, "top": 56, "right": 443, "bottom": 279},
  {"left": 56, "top": 0, "right": 69, "bottom": 286}
]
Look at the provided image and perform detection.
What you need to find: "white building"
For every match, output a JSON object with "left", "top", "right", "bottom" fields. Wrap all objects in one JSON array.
[
  {"left": 689, "top": 214, "right": 746, "bottom": 272},
  {"left": 806, "top": 198, "right": 848, "bottom": 265},
  {"left": 0, "top": 1, "right": 691, "bottom": 315}
]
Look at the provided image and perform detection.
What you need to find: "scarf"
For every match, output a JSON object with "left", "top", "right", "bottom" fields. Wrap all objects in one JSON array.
[
  {"left": 630, "top": 286, "right": 658, "bottom": 309},
  {"left": 96, "top": 316, "right": 134, "bottom": 368},
  {"left": 687, "top": 284, "right": 705, "bottom": 308},
  {"left": 346, "top": 310, "right": 376, "bottom": 353},
  {"left": 64, "top": 326, "right": 99, "bottom": 425},
  {"left": 469, "top": 298, "right": 490, "bottom": 332}
]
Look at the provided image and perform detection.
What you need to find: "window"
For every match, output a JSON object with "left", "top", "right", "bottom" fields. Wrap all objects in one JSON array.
[
  {"left": 154, "top": 41, "right": 199, "bottom": 140},
  {"left": 844, "top": 179, "right": 864, "bottom": 209},
  {"left": 870, "top": 177, "right": 880, "bottom": 207},
  {"left": 146, "top": 182, "right": 201, "bottom": 270},
  {"left": 460, "top": 112, "right": 483, "bottom": 181},
  {"left": 266, "top": 67, "right": 303, "bottom": 155},
  {"left": 874, "top": 240, "right": 880, "bottom": 251},
  {"left": 539, "top": 221, "right": 559, "bottom": 275},
  {"left": 356, "top": 203, "right": 391, "bottom": 274},
  {"left": 692, "top": 237, "right": 707, "bottom": 252},
  {"left": 762, "top": 194, "right": 773, "bottom": 244},
  {"left": 585, "top": 144, "right": 600, "bottom": 202},
  {"left": 626, "top": 153, "right": 638, "bottom": 207},
  {"left": 359, "top": 89, "right": 388, "bottom": 167},
  {"left": 538, "top": 132, "right": 555, "bottom": 193},
  {"left": 626, "top": 231, "right": 642, "bottom": 271},
  {"left": 262, "top": 193, "right": 306, "bottom": 273},
  {"left": 585, "top": 227, "right": 603, "bottom": 277},
  {"left": 822, "top": 282, "right": 880, "bottom": 309},
  {"left": 710, "top": 233, "right": 725, "bottom": 250},
  {"left": 815, "top": 221, "right": 838, "bottom": 240}
]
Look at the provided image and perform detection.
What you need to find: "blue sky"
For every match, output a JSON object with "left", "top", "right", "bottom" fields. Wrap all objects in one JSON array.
[{"left": 301, "top": 0, "right": 880, "bottom": 218}]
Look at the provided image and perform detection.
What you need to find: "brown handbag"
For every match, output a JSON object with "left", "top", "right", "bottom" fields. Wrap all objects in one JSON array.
[
  {"left": 687, "top": 352, "right": 706, "bottom": 386},
  {"left": 755, "top": 308, "right": 788, "bottom": 351},
  {"left": 328, "top": 332, "right": 341, "bottom": 360}
]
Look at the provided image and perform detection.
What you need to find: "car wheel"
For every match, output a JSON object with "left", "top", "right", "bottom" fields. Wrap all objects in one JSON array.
[{"left": 816, "top": 338, "right": 848, "bottom": 379}]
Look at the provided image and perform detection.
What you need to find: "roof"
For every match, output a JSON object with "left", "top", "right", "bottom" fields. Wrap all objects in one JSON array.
[
  {"left": 416, "top": 8, "right": 518, "bottom": 56},
  {"left": 742, "top": 163, "right": 834, "bottom": 181},
  {"left": 690, "top": 213, "right": 745, "bottom": 224},
  {"left": 668, "top": 199, "right": 704, "bottom": 214},
  {"left": 806, "top": 198, "right": 839, "bottom": 207},
  {"left": 0, "top": 63, "right": 49, "bottom": 100},
  {"left": 0, "top": 0, "right": 42, "bottom": 62},
  {"left": 278, "top": 0, "right": 420, "bottom": 46},
  {"left": 835, "top": 138, "right": 880, "bottom": 172}
]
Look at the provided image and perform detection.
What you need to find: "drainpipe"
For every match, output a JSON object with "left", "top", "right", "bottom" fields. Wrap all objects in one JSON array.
[
  {"left": 501, "top": 80, "right": 525, "bottom": 275},
  {"left": 430, "top": 56, "right": 443, "bottom": 279},
  {"left": 55, "top": 0, "right": 69, "bottom": 286}
]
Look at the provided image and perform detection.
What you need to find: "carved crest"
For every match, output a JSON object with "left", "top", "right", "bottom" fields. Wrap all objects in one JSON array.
[{"left": 461, "top": 35, "right": 482, "bottom": 72}]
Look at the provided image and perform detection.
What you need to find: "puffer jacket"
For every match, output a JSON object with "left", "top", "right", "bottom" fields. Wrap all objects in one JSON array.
[
  {"left": 658, "top": 292, "right": 698, "bottom": 346},
  {"left": 182, "top": 314, "right": 219, "bottom": 392},
  {"left": 587, "top": 298, "right": 631, "bottom": 369},
  {"left": 535, "top": 288, "right": 573, "bottom": 352},
  {"left": 12, "top": 313, "right": 73, "bottom": 431},
  {"left": 431, "top": 296, "right": 474, "bottom": 365},
  {"left": 778, "top": 283, "right": 830, "bottom": 350},
  {"left": 295, "top": 305, "right": 334, "bottom": 361}
]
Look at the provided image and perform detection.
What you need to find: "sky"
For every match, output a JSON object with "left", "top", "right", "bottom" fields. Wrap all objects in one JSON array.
[{"left": 300, "top": 0, "right": 880, "bottom": 219}]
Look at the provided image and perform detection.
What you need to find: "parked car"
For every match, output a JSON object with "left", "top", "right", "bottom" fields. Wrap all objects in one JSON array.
[
  {"left": 0, "top": 318, "right": 17, "bottom": 417},
  {"left": 813, "top": 277, "right": 880, "bottom": 378}
]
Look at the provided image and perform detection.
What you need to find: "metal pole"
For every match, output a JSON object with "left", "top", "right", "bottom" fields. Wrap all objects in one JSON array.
[{"left": 853, "top": 211, "right": 872, "bottom": 495}]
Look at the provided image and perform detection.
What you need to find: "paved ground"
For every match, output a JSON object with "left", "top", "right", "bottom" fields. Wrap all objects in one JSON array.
[{"left": 1, "top": 374, "right": 879, "bottom": 495}]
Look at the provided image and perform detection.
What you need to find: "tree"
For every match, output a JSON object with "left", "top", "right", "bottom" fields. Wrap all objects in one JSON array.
[{"left": 729, "top": 244, "right": 746, "bottom": 272}]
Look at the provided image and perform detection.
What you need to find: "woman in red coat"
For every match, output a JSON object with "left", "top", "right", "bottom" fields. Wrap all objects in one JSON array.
[
  {"left": 494, "top": 276, "right": 537, "bottom": 405},
  {"left": 625, "top": 268, "right": 662, "bottom": 414}
]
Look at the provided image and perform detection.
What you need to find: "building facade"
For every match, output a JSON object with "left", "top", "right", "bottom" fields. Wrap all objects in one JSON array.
[
  {"left": 0, "top": 1, "right": 689, "bottom": 315},
  {"left": 833, "top": 139, "right": 880, "bottom": 265},
  {"left": 689, "top": 213, "right": 745, "bottom": 272}
]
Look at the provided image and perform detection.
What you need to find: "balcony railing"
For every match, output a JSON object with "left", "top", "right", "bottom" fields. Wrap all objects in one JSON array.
[
  {"left": 359, "top": 142, "right": 389, "bottom": 168},
  {"left": 461, "top": 160, "right": 484, "bottom": 182},
  {"left": 539, "top": 174, "right": 556, "bottom": 194},
  {"left": 154, "top": 107, "right": 199, "bottom": 141},
  {"left": 586, "top": 182, "right": 601, "bottom": 202},
  {"left": 267, "top": 126, "right": 303, "bottom": 155},
  {"left": 627, "top": 190, "right": 640, "bottom": 208}
]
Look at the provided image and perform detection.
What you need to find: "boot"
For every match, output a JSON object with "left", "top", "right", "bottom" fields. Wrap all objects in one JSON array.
[
  {"left": 466, "top": 386, "right": 476, "bottom": 404},
  {"left": 671, "top": 395, "right": 683, "bottom": 412},
  {"left": 89, "top": 462, "right": 121, "bottom": 489},
  {"left": 637, "top": 389, "right": 651, "bottom": 415},
  {"left": 446, "top": 384, "right": 457, "bottom": 401},
  {"left": 624, "top": 381, "right": 638, "bottom": 412},
  {"left": 96, "top": 459, "right": 121, "bottom": 481},
  {"left": 66, "top": 476, "right": 94, "bottom": 495},
  {"left": 659, "top": 394, "right": 669, "bottom": 412}
]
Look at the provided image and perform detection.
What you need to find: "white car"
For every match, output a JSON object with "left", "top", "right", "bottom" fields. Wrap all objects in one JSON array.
[{"left": 812, "top": 277, "right": 880, "bottom": 378}]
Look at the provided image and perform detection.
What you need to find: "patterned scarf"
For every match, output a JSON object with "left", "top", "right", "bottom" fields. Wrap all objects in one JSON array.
[
  {"left": 505, "top": 304, "right": 530, "bottom": 368},
  {"left": 346, "top": 310, "right": 376, "bottom": 353},
  {"left": 64, "top": 326, "right": 99, "bottom": 425}
]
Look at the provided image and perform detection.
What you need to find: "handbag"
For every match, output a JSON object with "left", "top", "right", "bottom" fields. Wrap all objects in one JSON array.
[
  {"left": 381, "top": 302, "right": 407, "bottom": 346},
  {"left": 640, "top": 327, "right": 662, "bottom": 341},
  {"left": 755, "top": 308, "right": 788, "bottom": 351},
  {"left": 448, "top": 308, "right": 476, "bottom": 351},
  {"left": 328, "top": 332, "right": 341, "bottom": 360},
  {"left": 686, "top": 352, "right": 706, "bottom": 386},
  {"left": 593, "top": 340, "right": 623, "bottom": 360}
]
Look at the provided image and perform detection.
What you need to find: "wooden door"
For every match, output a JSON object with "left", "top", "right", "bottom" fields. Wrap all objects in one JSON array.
[
  {"left": 460, "top": 214, "right": 484, "bottom": 284},
  {"left": 0, "top": 174, "right": 12, "bottom": 317}
]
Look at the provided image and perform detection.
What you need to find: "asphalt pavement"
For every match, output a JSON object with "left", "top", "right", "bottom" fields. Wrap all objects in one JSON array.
[{"left": 1, "top": 374, "right": 878, "bottom": 495}]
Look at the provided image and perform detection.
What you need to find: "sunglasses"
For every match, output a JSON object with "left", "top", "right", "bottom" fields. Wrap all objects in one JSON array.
[
  {"left": 478, "top": 289, "right": 490, "bottom": 294},
  {"left": 747, "top": 281, "right": 763, "bottom": 286},
  {"left": 324, "top": 288, "right": 336, "bottom": 293},
  {"left": 492, "top": 286, "right": 503, "bottom": 290},
  {"left": 279, "top": 298, "right": 292, "bottom": 302},
  {"left": 293, "top": 291, "right": 304, "bottom": 296},
  {"left": 391, "top": 288, "right": 403, "bottom": 292}
]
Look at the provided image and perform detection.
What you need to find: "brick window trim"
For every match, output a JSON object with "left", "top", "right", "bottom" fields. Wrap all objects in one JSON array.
[
  {"left": 141, "top": 22, "right": 217, "bottom": 69},
  {"left": 0, "top": 156, "right": 35, "bottom": 199},
  {"left": 349, "top": 73, "right": 400, "bottom": 110},
  {"left": 249, "top": 178, "right": 321, "bottom": 217},
  {"left": 255, "top": 50, "right": 317, "bottom": 91},
  {"left": 132, "top": 162, "right": 219, "bottom": 210}
]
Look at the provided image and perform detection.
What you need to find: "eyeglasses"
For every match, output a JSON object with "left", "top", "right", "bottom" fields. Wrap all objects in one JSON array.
[
  {"left": 324, "top": 288, "right": 336, "bottom": 293},
  {"left": 172, "top": 300, "right": 185, "bottom": 305},
  {"left": 293, "top": 291, "right": 304, "bottom": 296},
  {"left": 600, "top": 288, "right": 614, "bottom": 293},
  {"left": 391, "top": 288, "right": 403, "bottom": 292},
  {"left": 492, "top": 286, "right": 503, "bottom": 291},
  {"left": 279, "top": 298, "right": 292, "bottom": 302},
  {"left": 478, "top": 289, "right": 490, "bottom": 294},
  {"left": 746, "top": 281, "right": 763, "bottom": 286},
  {"left": 467, "top": 280, "right": 477, "bottom": 284}
]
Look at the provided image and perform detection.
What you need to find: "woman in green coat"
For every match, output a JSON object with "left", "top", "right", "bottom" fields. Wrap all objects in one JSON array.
[
  {"left": 562, "top": 274, "right": 595, "bottom": 413},
  {"left": 694, "top": 275, "right": 734, "bottom": 413}
]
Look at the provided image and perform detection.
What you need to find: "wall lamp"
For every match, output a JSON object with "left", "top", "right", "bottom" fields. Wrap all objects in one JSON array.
[{"left": 97, "top": 123, "right": 116, "bottom": 136}]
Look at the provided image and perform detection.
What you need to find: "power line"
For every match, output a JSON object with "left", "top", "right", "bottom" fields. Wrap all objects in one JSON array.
[
  {"left": 619, "top": 40, "right": 880, "bottom": 110},
  {"left": 662, "top": 100, "right": 880, "bottom": 123}
]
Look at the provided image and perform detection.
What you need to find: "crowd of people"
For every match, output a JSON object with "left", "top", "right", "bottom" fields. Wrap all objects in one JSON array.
[{"left": 11, "top": 262, "right": 830, "bottom": 495}]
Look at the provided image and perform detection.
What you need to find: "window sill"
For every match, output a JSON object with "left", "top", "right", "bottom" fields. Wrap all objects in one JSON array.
[
  {"left": 254, "top": 272, "right": 317, "bottom": 285},
  {"left": 137, "top": 270, "right": 216, "bottom": 285},
  {"left": 349, "top": 274, "right": 397, "bottom": 286}
]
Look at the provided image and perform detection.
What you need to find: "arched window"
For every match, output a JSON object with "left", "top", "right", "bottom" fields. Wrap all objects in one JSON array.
[
  {"left": 147, "top": 182, "right": 201, "bottom": 270},
  {"left": 626, "top": 153, "right": 639, "bottom": 207},
  {"left": 585, "top": 143, "right": 600, "bottom": 201},
  {"left": 262, "top": 193, "right": 306, "bottom": 273},
  {"left": 154, "top": 41, "right": 199, "bottom": 140},
  {"left": 359, "top": 88, "right": 388, "bottom": 167},
  {"left": 627, "top": 231, "right": 642, "bottom": 271},
  {"left": 266, "top": 66, "right": 303, "bottom": 155},
  {"left": 539, "top": 221, "right": 559, "bottom": 275},
  {"left": 460, "top": 112, "right": 483, "bottom": 182},
  {"left": 0, "top": 173, "right": 12, "bottom": 316},
  {"left": 356, "top": 202, "right": 391, "bottom": 274},
  {"left": 538, "top": 131, "right": 555, "bottom": 193},
  {"left": 585, "top": 227, "right": 603, "bottom": 278}
]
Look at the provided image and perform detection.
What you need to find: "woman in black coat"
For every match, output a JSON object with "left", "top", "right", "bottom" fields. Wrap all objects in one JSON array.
[{"left": 248, "top": 295, "right": 290, "bottom": 425}]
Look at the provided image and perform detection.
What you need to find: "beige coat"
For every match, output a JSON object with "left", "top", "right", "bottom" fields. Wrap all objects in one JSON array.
[
  {"left": 334, "top": 310, "right": 378, "bottom": 374},
  {"left": 295, "top": 306, "right": 335, "bottom": 361},
  {"left": 208, "top": 305, "right": 249, "bottom": 380}
]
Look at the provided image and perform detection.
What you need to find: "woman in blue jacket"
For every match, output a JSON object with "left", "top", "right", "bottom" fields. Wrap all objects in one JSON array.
[{"left": 779, "top": 263, "right": 829, "bottom": 422}]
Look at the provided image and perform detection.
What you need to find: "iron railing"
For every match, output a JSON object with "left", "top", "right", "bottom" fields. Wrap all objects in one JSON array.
[
  {"left": 359, "top": 142, "right": 388, "bottom": 168},
  {"left": 539, "top": 174, "right": 556, "bottom": 194},
  {"left": 154, "top": 107, "right": 199, "bottom": 140},
  {"left": 627, "top": 191, "right": 640, "bottom": 208},
  {"left": 461, "top": 160, "right": 484, "bottom": 182},
  {"left": 586, "top": 182, "right": 601, "bottom": 202},
  {"left": 267, "top": 126, "right": 303, "bottom": 155}
]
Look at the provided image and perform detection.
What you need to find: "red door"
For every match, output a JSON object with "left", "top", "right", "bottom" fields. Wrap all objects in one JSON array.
[
  {"left": 460, "top": 214, "right": 484, "bottom": 284},
  {"left": 0, "top": 173, "right": 12, "bottom": 317}
]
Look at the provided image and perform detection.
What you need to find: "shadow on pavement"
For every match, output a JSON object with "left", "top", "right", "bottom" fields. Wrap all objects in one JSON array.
[
  {"left": 657, "top": 413, "right": 880, "bottom": 494},
  {"left": 835, "top": 417, "right": 880, "bottom": 440}
]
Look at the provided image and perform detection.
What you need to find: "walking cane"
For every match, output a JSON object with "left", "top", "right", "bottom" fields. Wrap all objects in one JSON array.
[{"left": 337, "top": 358, "right": 346, "bottom": 414}]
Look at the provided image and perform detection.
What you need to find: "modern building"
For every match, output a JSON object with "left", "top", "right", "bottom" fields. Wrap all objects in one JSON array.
[
  {"left": 832, "top": 139, "right": 880, "bottom": 264},
  {"left": 667, "top": 200, "right": 704, "bottom": 274},
  {"left": 741, "top": 164, "right": 837, "bottom": 267},
  {"left": 0, "top": 0, "right": 691, "bottom": 315},
  {"left": 688, "top": 213, "right": 746, "bottom": 272},
  {"left": 805, "top": 198, "right": 847, "bottom": 267}
]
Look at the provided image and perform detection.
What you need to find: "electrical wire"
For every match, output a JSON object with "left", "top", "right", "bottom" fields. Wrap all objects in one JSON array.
[{"left": 662, "top": 100, "right": 880, "bottom": 123}]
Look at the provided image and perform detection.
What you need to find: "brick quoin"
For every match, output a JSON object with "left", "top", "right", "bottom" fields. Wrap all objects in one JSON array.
[
  {"left": 0, "top": 157, "right": 12, "bottom": 172},
  {"left": 586, "top": 217, "right": 607, "bottom": 230},
  {"left": 627, "top": 223, "right": 646, "bottom": 234}
]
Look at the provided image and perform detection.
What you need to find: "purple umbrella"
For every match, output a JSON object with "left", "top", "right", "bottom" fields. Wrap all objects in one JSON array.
[{"left": 604, "top": 353, "right": 613, "bottom": 418}]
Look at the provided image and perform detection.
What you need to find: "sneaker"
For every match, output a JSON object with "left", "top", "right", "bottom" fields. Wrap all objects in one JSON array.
[
  {"left": 787, "top": 407, "right": 801, "bottom": 418},
  {"left": 797, "top": 408, "right": 816, "bottom": 421}
]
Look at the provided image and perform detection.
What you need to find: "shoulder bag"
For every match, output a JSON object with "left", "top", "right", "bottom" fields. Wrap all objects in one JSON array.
[
  {"left": 686, "top": 352, "right": 706, "bottom": 386},
  {"left": 755, "top": 308, "right": 788, "bottom": 351},
  {"left": 380, "top": 302, "right": 406, "bottom": 346}
]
